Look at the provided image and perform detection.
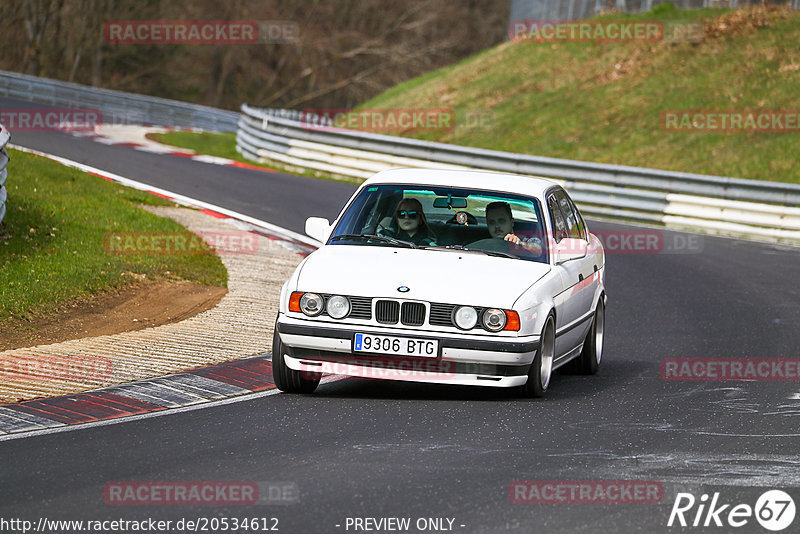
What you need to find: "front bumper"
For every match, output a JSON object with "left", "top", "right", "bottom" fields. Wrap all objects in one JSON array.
[{"left": 276, "top": 315, "right": 540, "bottom": 387}]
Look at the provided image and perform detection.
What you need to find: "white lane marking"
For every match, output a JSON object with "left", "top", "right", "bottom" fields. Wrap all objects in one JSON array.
[
  {"left": 0, "top": 376, "right": 345, "bottom": 442},
  {"left": 191, "top": 154, "right": 236, "bottom": 165},
  {"left": 8, "top": 143, "right": 321, "bottom": 248}
]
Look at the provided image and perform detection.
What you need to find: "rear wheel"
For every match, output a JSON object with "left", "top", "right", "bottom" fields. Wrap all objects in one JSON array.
[
  {"left": 272, "top": 325, "right": 320, "bottom": 393},
  {"left": 573, "top": 299, "right": 604, "bottom": 375},
  {"left": 523, "top": 314, "right": 554, "bottom": 397}
]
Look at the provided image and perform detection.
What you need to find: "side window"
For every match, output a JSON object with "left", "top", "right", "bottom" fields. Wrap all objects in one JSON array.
[
  {"left": 571, "top": 198, "right": 587, "bottom": 240},
  {"left": 560, "top": 191, "right": 586, "bottom": 240},
  {"left": 547, "top": 195, "right": 568, "bottom": 243},
  {"left": 555, "top": 190, "right": 582, "bottom": 240}
]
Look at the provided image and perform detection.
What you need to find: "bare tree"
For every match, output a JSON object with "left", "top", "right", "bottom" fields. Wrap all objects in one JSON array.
[{"left": 0, "top": 0, "right": 510, "bottom": 109}]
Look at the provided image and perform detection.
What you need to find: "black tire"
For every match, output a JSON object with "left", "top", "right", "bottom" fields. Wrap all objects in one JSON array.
[
  {"left": 573, "top": 299, "right": 605, "bottom": 375},
  {"left": 522, "top": 314, "right": 555, "bottom": 398},
  {"left": 272, "top": 325, "right": 320, "bottom": 393}
]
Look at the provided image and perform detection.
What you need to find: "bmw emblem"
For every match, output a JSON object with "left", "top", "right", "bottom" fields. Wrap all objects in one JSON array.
[{"left": 397, "top": 286, "right": 410, "bottom": 293}]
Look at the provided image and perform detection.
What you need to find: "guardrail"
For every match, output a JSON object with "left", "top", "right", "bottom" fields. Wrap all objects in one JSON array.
[
  {"left": 0, "top": 123, "right": 9, "bottom": 225},
  {"left": 237, "top": 104, "right": 800, "bottom": 245},
  {"left": 0, "top": 70, "right": 238, "bottom": 132}
]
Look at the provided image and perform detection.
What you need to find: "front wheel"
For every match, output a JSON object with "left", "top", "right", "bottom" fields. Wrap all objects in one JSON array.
[
  {"left": 574, "top": 299, "right": 604, "bottom": 375},
  {"left": 272, "top": 325, "right": 320, "bottom": 393},
  {"left": 522, "top": 314, "right": 555, "bottom": 397}
]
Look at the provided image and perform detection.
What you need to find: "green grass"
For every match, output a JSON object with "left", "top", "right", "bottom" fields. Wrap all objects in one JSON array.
[
  {"left": 0, "top": 149, "right": 227, "bottom": 322},
  {"left": 358, "top": 5, "right": 800, "bottom": 183},
  {"left": 152, "top": 131, "right": 243, "bottom": 161}
]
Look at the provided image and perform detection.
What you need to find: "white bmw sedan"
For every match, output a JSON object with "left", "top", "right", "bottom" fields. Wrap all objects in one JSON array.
[{"left": 273, "top": 169, "right": 606, "bottom": 397}]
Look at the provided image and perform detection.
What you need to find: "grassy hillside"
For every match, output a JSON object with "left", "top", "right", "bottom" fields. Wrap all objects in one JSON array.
[{"left": 359, "top": 5, "right": 800, "bottom": 183}]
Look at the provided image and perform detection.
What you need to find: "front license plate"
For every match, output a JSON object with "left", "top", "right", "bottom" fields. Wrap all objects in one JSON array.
[{"left": 353, "top": 333, "right": 438, "bottom": 358}]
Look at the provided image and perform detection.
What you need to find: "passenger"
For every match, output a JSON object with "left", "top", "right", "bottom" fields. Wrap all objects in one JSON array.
[
  {"left": 485, "top": 201, "right": 542, "bottom": 255},
  {"left": 379, "top": 198, "right": 437, "bottom": 246}
]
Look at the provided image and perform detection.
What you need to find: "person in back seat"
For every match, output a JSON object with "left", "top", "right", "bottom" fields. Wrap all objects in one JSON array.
[
  {"left": 485, "top": 201, "right": 542, "bottom": 255},
  {"left": 378, "top": 198, "right": 437, "bottom": 246}
]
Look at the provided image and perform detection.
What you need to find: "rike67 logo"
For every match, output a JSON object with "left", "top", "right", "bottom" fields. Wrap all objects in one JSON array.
[{"left": 668, "top": 490, "right": 795, "bottom": 531}]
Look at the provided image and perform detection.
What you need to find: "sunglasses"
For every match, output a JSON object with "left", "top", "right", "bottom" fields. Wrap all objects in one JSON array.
[{"left": 398, "top": 210, "right": 419, "bottom": 219}]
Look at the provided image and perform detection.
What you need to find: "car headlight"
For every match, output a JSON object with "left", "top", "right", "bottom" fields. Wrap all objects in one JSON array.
[
  {"left": 326, "top": 295, "right": 350, "bottom": 319},
  {"left": 453, "top": 306, "right": 478, "bottom": 330},
  {"left": 299, "top": 293, "right": 324, "bottom": 316},
  {"left": 482, "top": 308, "right": 507, "bottom": 332}
]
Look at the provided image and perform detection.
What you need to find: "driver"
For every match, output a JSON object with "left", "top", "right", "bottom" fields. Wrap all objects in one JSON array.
[
  {"left": 379, "top": 198, "right": 437, "bottom": 246},
  {"left": 485, "top": 201, "right": 542, "bottom": 255}
]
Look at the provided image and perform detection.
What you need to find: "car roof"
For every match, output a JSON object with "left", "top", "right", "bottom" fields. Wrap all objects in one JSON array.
[{"left": 362, "top": 168, "right": 560, "bottom": 199}]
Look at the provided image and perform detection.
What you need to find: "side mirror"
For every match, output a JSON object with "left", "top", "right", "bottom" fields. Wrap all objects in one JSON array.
[
  {"left": 554, "top": 238, "right": 587, "bottom": 265},
  {"left": 305, "top": 217, "right": 331, "bottom": 243}
]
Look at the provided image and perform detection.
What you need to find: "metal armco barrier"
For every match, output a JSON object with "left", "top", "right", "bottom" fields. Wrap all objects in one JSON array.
[
  {"left": 0, "top": 123, "right": 9, "bottom": 225},
  {"left": 237, "top": 104, "right": 800, "bottom": 245},
  {"left": 0, "top": 70, "right": 238, "bottom": 132}
]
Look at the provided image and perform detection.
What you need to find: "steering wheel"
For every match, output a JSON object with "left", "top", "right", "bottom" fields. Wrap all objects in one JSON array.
[{"left": 445, "top": 211, "right": 478, "bottom": 225}]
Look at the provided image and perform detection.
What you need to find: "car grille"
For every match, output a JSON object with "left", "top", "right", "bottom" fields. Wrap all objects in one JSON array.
[
  {"left": 400, "top": 302, "right": 425, "bottom": 326},
  {"left": 375, "top": 300, "right": 400, "bottom": 324},
  {"left": 374, "top": 300, "right": 427, "bottom": 326},
  {"left": 429, "top": 303, "right": 456, "bottom": 327},
  {"left": 348, "top": 296, "right": 373, "bottom": 320}
]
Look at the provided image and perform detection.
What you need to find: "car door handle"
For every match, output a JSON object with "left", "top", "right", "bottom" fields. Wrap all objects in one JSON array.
[{"left": 579, "top": 273, "right": 584, "bottom": 282}]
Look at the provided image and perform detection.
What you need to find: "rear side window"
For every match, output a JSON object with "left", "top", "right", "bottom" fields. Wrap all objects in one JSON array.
[
  {"left": 547, "top": 195, "right": 568, "bottom": 243},
  {"left": 554, "top": 190, "right": 584, "bottom": 240}
]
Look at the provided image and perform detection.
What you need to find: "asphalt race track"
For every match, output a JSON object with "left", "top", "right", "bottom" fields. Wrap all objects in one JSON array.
[{"left": 2, "top": 97, "right": 800, "bottom": 533}]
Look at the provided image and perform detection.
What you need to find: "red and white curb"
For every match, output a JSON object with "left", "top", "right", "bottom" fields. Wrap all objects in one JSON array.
[
  {"left": 71, "top": 125, "right": 274, "bottom": 173},
  {"left": 0, "top": 357, "right": 343, "bottom": 441},
  {"left": 0, "top": 357, "right": 276, "bottom": 436},
  {"left": 0, "top": 145, "right": 327, "bottom": 439}
]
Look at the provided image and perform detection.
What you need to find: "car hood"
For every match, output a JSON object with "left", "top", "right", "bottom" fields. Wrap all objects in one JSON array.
[{"left": 295, "top": 245, "right": 551, "bottom": 308}]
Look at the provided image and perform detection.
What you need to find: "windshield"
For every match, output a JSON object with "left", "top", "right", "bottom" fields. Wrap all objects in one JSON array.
[{"left": 329, "top": 184, "right": 548, "bottom": 263}]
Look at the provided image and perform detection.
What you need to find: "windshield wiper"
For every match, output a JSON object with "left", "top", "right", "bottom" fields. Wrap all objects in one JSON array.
[
  {"left": 330, "top": 234, "right": 417, "bottom": 248},
  {"left": 421, "top": 244, "right": 516, "bottom": 259},
  {"left": 477, "top": 250, "right": 517, "bottom": 259}
]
